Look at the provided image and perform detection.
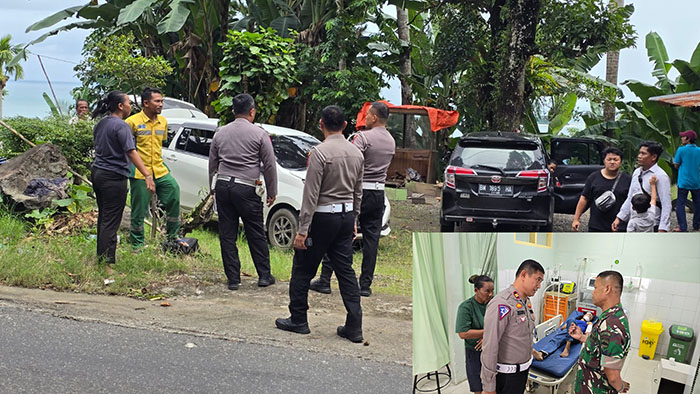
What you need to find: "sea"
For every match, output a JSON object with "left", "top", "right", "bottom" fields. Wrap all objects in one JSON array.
[{"left": 2, "top": 80, "right": 80, "bottom": 119}]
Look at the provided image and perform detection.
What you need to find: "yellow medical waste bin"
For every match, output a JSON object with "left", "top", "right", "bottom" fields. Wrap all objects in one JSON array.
[{"left": 640, "top": 320, "right": 664, "bottom": 359}]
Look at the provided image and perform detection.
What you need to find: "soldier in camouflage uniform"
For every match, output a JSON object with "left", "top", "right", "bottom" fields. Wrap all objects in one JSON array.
[{"left": 570, "top": 270, "right": 631, "bottom": 394}]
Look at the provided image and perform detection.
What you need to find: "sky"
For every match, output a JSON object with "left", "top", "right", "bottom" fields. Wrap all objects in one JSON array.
[{"left": 1, "top": 0, "right": 699, "bottom": 104}]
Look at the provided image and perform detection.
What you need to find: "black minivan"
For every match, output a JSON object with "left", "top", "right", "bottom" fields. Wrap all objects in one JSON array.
[{"left": 440, "top": 132, "right": 604, "bottom": 231}]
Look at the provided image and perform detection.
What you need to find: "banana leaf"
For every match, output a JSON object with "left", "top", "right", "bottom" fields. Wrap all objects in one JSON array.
[
  {"left": 25, "top": 4, "right": 87, "bottom": 33},
  {"left": 157, "top": 0, "right": 195, "bottom": 34},
  {"left": 646, "top": 32, "right": 672, "bottom": 86},
  {"left": 117, "top": 0, "right": 159, "bottom": 26}
]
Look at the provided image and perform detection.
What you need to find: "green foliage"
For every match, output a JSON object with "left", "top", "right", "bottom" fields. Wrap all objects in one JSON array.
[
  {"left": 291, "top": 0, "right": 388, "bottom": 134},
  {"left": 24, "top": 207, "right": 57, "bottom": 233},
  {"left": 425, "top": 0, "right": 635, "bottom": 132},
  {"left": 0, "top": 116, "right": 95, "bottom": 177},
  {"left": 73, "top": 32, "right": 173, "bottom": 104},
  {"left": 54, "top": 180, "right": 94, "bottom": 214},
  {"left": 578, "top": 33, "right": 700, "bottom": 178},
  {"left": 537, "top": 1, "right": 636, "bottom": 70},
  {"left": 212, "top": 28, "right": 298, "bottom": 124}
]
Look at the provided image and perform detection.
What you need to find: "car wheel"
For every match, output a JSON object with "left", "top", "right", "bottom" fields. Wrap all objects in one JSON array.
[
  {"left": 268, "top": 208, "right": 298, "bottom": 249},
  {"left": 440, "top": 216, "right": 455, "bottom": 232}
]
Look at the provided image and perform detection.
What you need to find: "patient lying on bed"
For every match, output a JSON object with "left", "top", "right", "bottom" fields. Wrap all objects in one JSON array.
[{"left": 532, "top": 311, "right": 593, "bottom": 360}]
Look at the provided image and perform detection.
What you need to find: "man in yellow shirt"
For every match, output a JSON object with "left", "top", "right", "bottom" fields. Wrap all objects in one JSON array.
[{"left": 125, "top": 88, "right": 181, "bottom": 249}]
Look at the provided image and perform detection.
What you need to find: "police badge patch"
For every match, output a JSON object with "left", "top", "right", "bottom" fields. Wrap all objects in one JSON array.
[{"left": 498, "top": 304, "right": 511, "bottom": 320}]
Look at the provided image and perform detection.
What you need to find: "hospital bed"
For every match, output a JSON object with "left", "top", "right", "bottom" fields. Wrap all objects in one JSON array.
[{"left": 527, "top": 311, "right": 596, "bottom": 394}]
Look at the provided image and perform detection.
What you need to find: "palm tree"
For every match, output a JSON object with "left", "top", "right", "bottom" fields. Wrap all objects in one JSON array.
[
  {"left": 0, "top": 35, "right": 25, "bottom": 119},
  {"left": 603, "top": 0, "right": 624, "bottom": 125}
]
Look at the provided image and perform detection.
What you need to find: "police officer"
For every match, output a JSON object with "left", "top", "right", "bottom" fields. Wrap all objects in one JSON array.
[
  {"left": 208, "top": 93, "right": 277, "bottom": 290},
  {"left": 275, "top": 105, "right": 364, "bottom": 343},
  {"left": 570, "top": 271, "right": 631, "bottom": 394},
  {"left": 309, "top": 102, "right": 396, "bottom": 297},
  {"left": 125, "top": 87, "right": 182, "bottom": 250},
  {"left": 481, "top": 260, "right": 544, "bottom": 394}
]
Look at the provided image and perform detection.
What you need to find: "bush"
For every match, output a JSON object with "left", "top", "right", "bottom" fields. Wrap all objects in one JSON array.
[{"left": 0, "top": 116, "right": 95, "bottom": 177}]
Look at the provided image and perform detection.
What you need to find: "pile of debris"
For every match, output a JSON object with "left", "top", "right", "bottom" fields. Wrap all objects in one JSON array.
[{"left": 0, "top": 144, "right": 70, "bottom": 210}]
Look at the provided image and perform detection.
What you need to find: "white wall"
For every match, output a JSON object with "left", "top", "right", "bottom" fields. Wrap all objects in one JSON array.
[{"left": 496, "top": 233, "right": 700, "bottom": 360}]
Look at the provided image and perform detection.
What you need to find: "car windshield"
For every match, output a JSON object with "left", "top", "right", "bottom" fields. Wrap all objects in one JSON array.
[
  {"left": 451, "top": 146, "right": 544, "bottom": 171},
  {"left": 270, "top": 134, "right": 320, "bottom": 169}
]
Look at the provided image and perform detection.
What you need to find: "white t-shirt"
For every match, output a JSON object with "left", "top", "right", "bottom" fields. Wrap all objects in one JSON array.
[{"left": 627, "top": 205, "right": 656, "bottom": 232}]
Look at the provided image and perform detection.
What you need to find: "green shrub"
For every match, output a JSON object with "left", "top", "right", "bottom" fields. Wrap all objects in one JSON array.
[{"left": 0, "top": 115, "right": 95, "bottom": 177}]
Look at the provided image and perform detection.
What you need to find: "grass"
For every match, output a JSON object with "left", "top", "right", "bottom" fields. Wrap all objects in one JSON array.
[{"left": 0, "top": 207, "right": 412, "bottom": 297}]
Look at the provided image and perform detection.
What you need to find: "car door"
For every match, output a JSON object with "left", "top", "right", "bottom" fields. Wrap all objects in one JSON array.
[
  {"left": 550, "top": 138, "right": 604, "bottom": 214},
  {"left": 162, "top": 126, "right": 213, "bottom": 210}
]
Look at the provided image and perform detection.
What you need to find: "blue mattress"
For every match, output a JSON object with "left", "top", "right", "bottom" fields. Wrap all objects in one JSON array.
[{"left": 531, "top": 311, "right": 596, "bottom": 378}]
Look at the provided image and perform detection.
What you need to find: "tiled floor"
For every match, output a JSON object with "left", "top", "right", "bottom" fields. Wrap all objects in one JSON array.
[{"left": 423, "top": 355, "right": 684, "bottom": 394}]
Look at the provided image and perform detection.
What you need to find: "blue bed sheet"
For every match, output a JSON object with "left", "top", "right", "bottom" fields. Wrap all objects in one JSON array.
[{"left": 531, "top": 311, "right": 596, "bottom": 378}]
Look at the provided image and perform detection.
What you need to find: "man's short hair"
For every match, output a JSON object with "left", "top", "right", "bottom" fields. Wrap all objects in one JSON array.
[
  {"left": 598, "top": 270, "right": 623, "bottom": 294},
  {"left": 640, "top": 141, "right": 663, "bottom": 162},
  {"left": 631, "top": 193, "right": 650, "bottom": 213},
  {"left": 516, "top": 259, "right": 545, "bottom": 277},
  {"left": 76, "top": 99, "right": 88, "bottom": 106},
  {"left": 233, "top": 93, "right": 255, "bottom": 116},
  {"left": 321, "top": 105, "right": 346, "bottom": 132},
  {"left": 369, "top": 102, "right": 389, "bottom": 122},
  {"left": 141, "top": 87, "right": 162, "bottom": 103},
  {"left": 602, "top": 146, "right": 623, "bottom": 159}
]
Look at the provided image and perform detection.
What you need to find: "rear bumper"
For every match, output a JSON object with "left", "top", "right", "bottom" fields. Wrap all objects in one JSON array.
[{"left": 441, "top": 188, "right": 552, "bottom": 226}]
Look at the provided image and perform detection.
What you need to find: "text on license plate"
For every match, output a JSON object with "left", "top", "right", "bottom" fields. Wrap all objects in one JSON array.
[{"left": 478, "top": 184, "right": 513, "bottom": 196}]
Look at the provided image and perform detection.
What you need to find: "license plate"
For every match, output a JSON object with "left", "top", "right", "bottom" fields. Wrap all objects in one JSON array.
[{"left": 478, "top": 184, "right": 513, "bottom": 196}]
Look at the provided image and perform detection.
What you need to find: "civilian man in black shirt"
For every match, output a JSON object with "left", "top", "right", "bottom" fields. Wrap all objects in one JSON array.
[{"left": 572, "top": 147, "right": 631, "bottom": 232}]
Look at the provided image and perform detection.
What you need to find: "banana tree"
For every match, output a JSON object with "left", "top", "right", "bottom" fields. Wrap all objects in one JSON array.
[
  {"left": 579, "top": 32, "right": 700, "bottom": 177},
  {"left": 13, "top": 0, "right": 232, "bottom": 113}
]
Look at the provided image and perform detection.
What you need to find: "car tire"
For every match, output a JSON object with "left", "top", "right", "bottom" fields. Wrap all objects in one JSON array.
[
  {"left": 268, "top": 208, "right": 298, "bottom": 250},
  {"left": 440, "top": 216, "right": 455, "bottom": 232}
]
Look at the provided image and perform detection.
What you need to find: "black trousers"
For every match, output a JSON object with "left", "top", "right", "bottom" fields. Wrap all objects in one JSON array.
[
  {"left": 318, "top": 190, "right": 384, "bottom": 290},
  {"left": 288, "top": 211, "right": 362, "bottom": 332},
  {"left": 91, "top": 166, "right": 128, "bottom": 264},
  {"left": 215, "top": 179, "right": 271, "bottom": 284},
  {"left": 495, "top": 369, "right": 529, "bottom": 394}
]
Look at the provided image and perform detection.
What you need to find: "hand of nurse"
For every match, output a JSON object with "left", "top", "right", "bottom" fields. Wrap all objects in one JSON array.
[
  {"left": 475, "top": 338, "right": 483, "bottom": 351},
  {"left": 620, "top": 380, "right": 630, "bottom": 393}
]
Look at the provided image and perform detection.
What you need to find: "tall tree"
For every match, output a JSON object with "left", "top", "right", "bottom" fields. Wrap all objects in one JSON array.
[
  {"left": 603, "top": 0, "right": 624, "bottom": 125},
  {"left": 492, "top": 0, "right": 541, "bottom": 132},
  {"left": 0, "top": 35, "right": 25, "bottom": 119}
]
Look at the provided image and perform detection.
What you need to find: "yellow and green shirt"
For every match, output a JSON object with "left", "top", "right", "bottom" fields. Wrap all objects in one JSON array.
[{"left": 125, "top": 111, "right": 169, "bottom": 180}]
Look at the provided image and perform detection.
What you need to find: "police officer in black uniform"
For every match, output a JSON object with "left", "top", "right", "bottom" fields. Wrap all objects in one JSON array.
[{"left": 275, "top": 105, "right": 364, "bottom": 342}]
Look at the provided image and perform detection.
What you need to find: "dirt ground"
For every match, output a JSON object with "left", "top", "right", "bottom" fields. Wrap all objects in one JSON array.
[{"left": 388, "top": 196, "right": 684, "bottom": 232}]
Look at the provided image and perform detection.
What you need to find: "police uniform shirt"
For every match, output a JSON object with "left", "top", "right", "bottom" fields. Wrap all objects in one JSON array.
[
  {"left": 125, "top": 111, "right": 169, "bottom": 179},
  {"left": 208, "top": 118, "right": 278, "bottom": 197},
  {"left": 298, "top": 134, "right": 364, "bottom": 235},
  {"left": 352, "top": 126, "right": 396, "bottom": 183},
  {"left": 480, "top": 284, "right": 536, "bottom": 392}
]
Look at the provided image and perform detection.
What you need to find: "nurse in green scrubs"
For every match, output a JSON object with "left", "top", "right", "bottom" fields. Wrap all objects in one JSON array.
[{"left": 455, "top": 274, "right": 494, "bottom": 394}]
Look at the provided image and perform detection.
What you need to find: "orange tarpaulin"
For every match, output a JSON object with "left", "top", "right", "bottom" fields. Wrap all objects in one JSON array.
[{"left": 355, "top": 101, "right": 459, "bottom": 131}]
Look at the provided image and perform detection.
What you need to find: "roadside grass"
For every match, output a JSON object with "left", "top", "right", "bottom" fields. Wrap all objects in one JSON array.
[{"left": 0, "top": 207, "right": 412, "bottom": 297}]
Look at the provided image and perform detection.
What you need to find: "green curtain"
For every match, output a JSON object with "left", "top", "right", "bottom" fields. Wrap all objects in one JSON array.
[
  {"left": 412, "top": 233, "right": 450, "bottom": 375},
  {"left": 412, "top": 233, "right": 498, "bottom": 381}
]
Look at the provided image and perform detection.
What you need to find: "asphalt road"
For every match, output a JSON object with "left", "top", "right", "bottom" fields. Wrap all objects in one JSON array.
[{"left": 0, "top": 305, "right": 410, "bottom": 394}]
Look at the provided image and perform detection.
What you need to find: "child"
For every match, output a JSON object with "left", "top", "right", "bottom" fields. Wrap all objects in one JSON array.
[
  {"left": 627, "top": 175, "right": 657, "bottom": 232},
  {"left": 533, "top": 311, "right": 594, "bottom": 360}
]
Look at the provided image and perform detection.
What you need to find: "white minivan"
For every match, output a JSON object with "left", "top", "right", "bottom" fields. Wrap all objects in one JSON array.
[{"left": 162, "top": 119, "right": 391, "bottom": 249}]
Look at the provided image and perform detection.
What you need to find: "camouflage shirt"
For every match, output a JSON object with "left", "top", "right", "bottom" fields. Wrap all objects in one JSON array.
[{"left": 575, "top": 303, "right": 630, "bottom": 394}]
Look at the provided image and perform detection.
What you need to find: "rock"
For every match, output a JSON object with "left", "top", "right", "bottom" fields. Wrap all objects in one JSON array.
[{"left": 0, "top": 144, "right": 69, "bottom": 210}]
